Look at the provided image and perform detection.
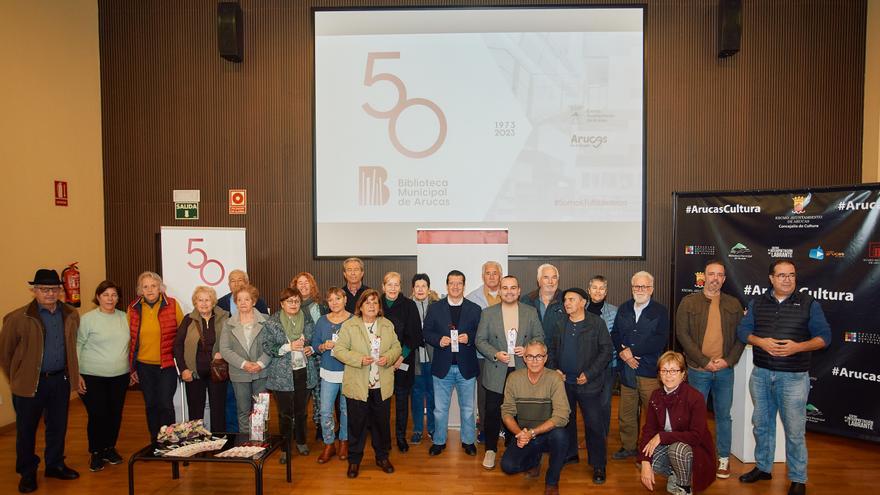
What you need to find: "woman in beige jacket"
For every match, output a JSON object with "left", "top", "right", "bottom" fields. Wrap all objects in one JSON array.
[{"left": 334, "top": 289, "right": 401, "bottom": 479}]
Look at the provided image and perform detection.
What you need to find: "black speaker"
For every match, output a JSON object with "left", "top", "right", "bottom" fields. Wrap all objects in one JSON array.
[
  {"left": 218, "top": 2, "right": 243, "bottom": 63},
  {"left": 718, "top": 0, "right": 742, "bottom": 59}
]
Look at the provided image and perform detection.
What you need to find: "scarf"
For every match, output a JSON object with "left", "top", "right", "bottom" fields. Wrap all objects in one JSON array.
[{"left": 280, "top": 310, "right": 304, "bottom": 341}]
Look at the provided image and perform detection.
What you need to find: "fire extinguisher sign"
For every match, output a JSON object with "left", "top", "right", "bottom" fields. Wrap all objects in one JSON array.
[
  {"left": 54, "top": 181, "right": 68, "bottom": 206},
  {"left": 159, "top": 227, "right": 248, "bottom": 314}
]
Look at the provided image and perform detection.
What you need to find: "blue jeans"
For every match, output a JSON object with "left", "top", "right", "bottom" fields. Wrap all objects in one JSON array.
[
  {"left": 688, "top": 366, "right": 734, "bottom": 458},
  {"left": 411, "top": 362, "right": 435, "bottom": 435},
  {"left": 501, "top": 427, "right": 569, "bottom": 486},
  {"left": 319, "top": 379, "right": 348, "bottom": 444},
  {"left": 432, "top": 365, "right": 476, "bottom": 445},
  {"left": 749, "top": 367, "right": 810, "bottom": 483}
]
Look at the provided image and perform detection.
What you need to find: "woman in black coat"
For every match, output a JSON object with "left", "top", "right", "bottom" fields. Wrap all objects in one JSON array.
[{"left": 380, "top": 271, "right": 423, "bottom": 453}]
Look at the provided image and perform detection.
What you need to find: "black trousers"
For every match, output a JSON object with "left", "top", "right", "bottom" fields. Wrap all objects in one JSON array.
[
  {"left": 346, "top": 388, "right": 391, "bottom": 464},
  {"left": 184, "top": 375, "right": 227, "bottom": 433},
  {"left": 13, "top": 373, "right": 70, "bottom": 475},
  {"left": 272, "top": 368, "right": 309, "bottom": 445},
  {"left": 80, "top": 373, "right": 129, "bottom": 453},
  {"left": 484, "top": 367, "right": 514, "bottom": 451},
  {"left": 564, "top": 382, "right": 608, "bottom": 467},
  {"left": 393, "top": 380, "right": 411, "bottom": 441},
  {"left": 136, "top": 362, "right": 178, "bottom": 441}
]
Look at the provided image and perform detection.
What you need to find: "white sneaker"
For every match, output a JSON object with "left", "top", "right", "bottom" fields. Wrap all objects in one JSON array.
[
  {"left": 716, "top": 457, "right": 730, "bottom": 479},
  {"left": 666, "top": 473, "right": 691, "bottom": 494},
  {"left": 482, "top": 450, "right": 496, "bottom": 470},
  {"left": 668, "top": 485, "right": 688, "bottom": 495},
  {"left": 666, "top": 473, "right": 678, "bottom": 494}
]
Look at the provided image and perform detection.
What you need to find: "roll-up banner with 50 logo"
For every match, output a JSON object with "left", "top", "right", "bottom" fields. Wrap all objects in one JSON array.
[{"left": 160, "top": 227, "right": 247, "bottom": 314}]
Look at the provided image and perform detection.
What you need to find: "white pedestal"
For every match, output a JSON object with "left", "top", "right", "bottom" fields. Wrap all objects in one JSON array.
[{"left": 731, "top": 345, "right": 786, "bottom": 463}]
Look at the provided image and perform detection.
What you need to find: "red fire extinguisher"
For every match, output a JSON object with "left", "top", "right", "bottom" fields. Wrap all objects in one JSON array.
[{"left": 61, "top": 262, "right": 81, "bottom": 308}]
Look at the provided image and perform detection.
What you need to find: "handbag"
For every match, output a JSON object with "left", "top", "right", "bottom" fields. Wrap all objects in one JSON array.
[
  {"left": 201, "top": 314, "right": 228, "bottom": 382},
  {"left": 210, "top": 358, "right": 229, "bottom": 382}
]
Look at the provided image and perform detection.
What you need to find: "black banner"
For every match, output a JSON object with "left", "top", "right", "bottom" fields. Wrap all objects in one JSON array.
[{"left": 672, "top": 184, "right": 880, "bottom": 443}]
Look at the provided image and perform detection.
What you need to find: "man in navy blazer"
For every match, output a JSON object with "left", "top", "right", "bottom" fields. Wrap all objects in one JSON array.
[
  {"left": 423, "top": 270, "right": 482, "bottom": 457},
  {"left": 609, "top": 271, "right": 669, "bottom": 460}
]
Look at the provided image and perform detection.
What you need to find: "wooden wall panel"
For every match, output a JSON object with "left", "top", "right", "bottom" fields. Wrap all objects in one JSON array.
[{"left": 99, "top": 0, "right": 866, "bottom": 309}]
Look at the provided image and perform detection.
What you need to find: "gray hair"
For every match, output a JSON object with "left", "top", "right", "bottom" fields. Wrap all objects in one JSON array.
[
  {"left": 536, "top": 263, "right": 559, "bottom": 281},
  {"left": 631, "top": 271, "right": 655, "bottom": 285},
  {"left": 482, "top": 260, "right": 502, "bottom": 273},
  {"left": 524, "top": 339, "right": 548, "bottom": 353},
  {"left": 343, "top": 257, "right": 365, "bottom": 271},
  {"left": 228, "top": 269, "right": 249, "bottom": 283},
  {"left": 136, "top": 271, "right": 166, "bottom": 295}
]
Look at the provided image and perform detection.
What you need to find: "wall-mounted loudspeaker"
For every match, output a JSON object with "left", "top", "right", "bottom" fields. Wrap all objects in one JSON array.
[
  {"left": 218, "top": 2, "right": 243, "bottom": 63},
  {"left": 718, "top": 0, "right": 742, "bottom": 58}
]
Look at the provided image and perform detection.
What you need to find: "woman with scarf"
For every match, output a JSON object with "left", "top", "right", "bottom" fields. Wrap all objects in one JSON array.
[{"left": 263, "top": 287, "right": 318, "bottom": 463}]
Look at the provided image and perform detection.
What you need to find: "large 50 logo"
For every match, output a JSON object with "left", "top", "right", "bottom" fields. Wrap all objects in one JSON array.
[{"left": 362, "top": 52, "right": 447, "bottom": 159}]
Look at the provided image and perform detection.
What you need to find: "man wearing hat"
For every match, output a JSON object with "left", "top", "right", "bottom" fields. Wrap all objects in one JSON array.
[
  {"left": 0, "top": 269, "right": 81, "bottom": 493},
  {"left": 547, "top": 287, "right": 613, "bottom": 484}
]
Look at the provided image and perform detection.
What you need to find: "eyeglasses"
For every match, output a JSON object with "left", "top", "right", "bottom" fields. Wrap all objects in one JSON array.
[
  {"left": 631, "top": 285, "right": 653, "bottom": 291},
  {"left": 34, "top": 287, "right": 61, "bottom": 294},
  {"left": 524, "top": 354, "right": 547, "bottom": 362},
  {"left": 659, "top": 369, "right": 682, "bottom": 375},
  {"left": 773, "top": 274, "right": 796, "bottom": 280}
]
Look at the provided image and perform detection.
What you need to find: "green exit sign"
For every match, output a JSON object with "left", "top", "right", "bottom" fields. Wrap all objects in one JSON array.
[{"left": 175, "top": 202, "right": 199, "bottom": 220}]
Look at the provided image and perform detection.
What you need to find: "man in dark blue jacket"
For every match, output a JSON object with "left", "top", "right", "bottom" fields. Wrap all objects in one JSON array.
[
  {"left": 423, "top": 270, "right": 482, "bottom": 457},
  {"left": 610, "top": 271, "right": 669, "bottom": 460}
]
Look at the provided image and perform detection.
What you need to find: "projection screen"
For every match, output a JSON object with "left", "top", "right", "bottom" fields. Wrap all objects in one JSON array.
[{"left": 314, "top": 7, "right": 645, "bottom": 257}]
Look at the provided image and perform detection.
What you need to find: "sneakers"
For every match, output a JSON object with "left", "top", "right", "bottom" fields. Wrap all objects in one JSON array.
[
  {"left": 716, "top": 457, "right": 730, "bottom": 479},
  {"left": 666, "top": 473, "right": 678, "bottom": 494},
  {"left": 611, "top": 447, "right": 637, "bottom": 460},
  {"left": 668, "top": 484, "right": 690, "bottom": 495},
  {"left": 666, "top": 474, "right": 692, "bottom": 494},
  {"left": 101, "top": 447, "right": 124, "bottom": 465},
  {"left": 410, "top": 432, "right": 423, "bottom": 445},
  {"left": 482, "top": 450, "right": 496, "bottom": 470},
  {"left": 89, "top": 453, "right": 105, "bottom": 472}
]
